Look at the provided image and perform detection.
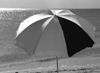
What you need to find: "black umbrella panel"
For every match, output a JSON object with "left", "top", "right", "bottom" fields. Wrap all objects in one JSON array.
[
  {"left": 57, "top": 16, "right": 94, "bottom": 57},
  {"left": 15, "top": 10, "right": 95, "bottom": 58}
]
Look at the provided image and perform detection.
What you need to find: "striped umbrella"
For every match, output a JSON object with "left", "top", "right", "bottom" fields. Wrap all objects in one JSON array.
[{"left": 15, "top": 9, "right": 95, "bottom": 58}]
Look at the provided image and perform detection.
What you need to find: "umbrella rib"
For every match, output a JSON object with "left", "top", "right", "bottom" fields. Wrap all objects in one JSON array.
[
  {"left": 57, "top": 13, "right": 75, "bottom": 16},
  {"left": 57, "top": 10, "right": 75, "bottom": 16},
  {"left": 16, "top": 14, "right": 52, "bottom": 38},
  {"left": 32, "top": 17, "right": 54, "bottom": 56},
  {"left": 33, "top": 16, "right": 54, "bottom": 56},
  {"left": 32, "top": 32, "right": 43, "bottom": 55},
  {"left": 42, "top": 16, "right": 54, "bottom": 31},
  {"left": 57, "top": 15, "right": 82, "bottom": 28}
]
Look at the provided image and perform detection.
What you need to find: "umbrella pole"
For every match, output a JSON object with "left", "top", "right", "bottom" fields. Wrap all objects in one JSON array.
[{"left": 56, "top": 56, "right": 59, "bottom": 73}]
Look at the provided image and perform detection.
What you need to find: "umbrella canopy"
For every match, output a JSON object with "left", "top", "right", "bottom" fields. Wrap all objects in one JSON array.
[{"left": 15, "top": 9, "right": 95, "bottom": 58}]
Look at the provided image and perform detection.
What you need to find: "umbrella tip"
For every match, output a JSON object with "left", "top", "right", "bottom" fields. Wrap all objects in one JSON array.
[
  {"left": 50, "top": 9, "right": 62, "bottom": 15},
  {"left": 50, "top": 9, "right": 75, "bottom": 16}
]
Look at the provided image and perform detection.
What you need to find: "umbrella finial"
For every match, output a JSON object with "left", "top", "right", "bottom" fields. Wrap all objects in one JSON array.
[
  {"left": 50, "top": 9, "right": 75, "bottom": 16},
  {"left": 50, "top": 9, "right": 63, "bottom": 15}
]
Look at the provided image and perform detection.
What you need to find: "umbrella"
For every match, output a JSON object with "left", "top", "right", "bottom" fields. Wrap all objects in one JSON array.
[{"left": 15, "top": 9, "right": 95, "bottom": 58}]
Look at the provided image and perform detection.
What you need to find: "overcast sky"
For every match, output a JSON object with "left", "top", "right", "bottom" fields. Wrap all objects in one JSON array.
[{"left": 0, "top": 0, "right": 99, "bottom": 8}]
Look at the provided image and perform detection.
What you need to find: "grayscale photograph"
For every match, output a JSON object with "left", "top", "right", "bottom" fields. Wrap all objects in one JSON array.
[{"left": 0, "top": 0, "right": 99, "bottom": 73}]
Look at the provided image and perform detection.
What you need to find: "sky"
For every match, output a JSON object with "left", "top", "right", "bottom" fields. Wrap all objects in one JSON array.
[{"left": 0, "top": 0, "right": 99, "bottom": 8}]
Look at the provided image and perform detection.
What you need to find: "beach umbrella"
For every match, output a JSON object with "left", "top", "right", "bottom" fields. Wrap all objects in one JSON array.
[{"left": 15, "top": 9, "right": 95, "bottom": 58}]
